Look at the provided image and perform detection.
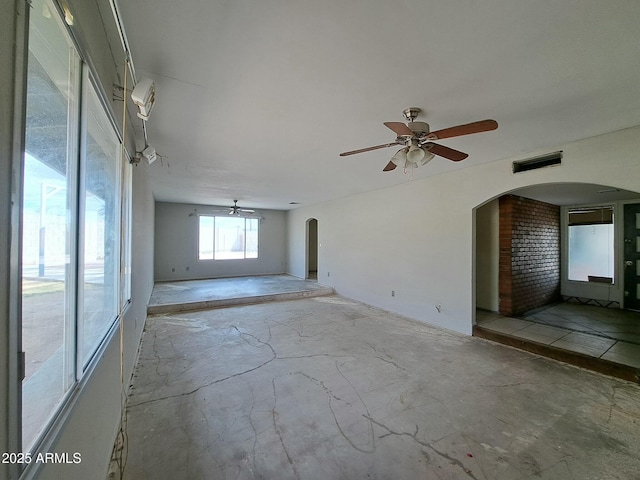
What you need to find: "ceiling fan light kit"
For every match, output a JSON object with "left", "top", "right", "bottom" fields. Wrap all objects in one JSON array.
[
  {"left": 340, "top": 107, "right": 498, "bottom": 172},
  {"left": 391, "top": 147, "right": 408, "bottom": 166},
  {"left": 407, "top": 143, "right": 426, "bottom": 164}
]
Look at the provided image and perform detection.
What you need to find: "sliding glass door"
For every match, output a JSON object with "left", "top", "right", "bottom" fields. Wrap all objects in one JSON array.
[
  {"left": 21, "top": 0, "right": 127, "bottom": 453},
  {"left": 22, "top": 0, "right": 80, "bottom": 451}
]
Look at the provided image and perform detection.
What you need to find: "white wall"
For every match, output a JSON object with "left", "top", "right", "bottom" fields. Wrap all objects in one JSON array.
[
  {"left": 154, "top": 202, "right": 287, "bottom": 281},
  {"left": 287, "top": 125, "right": 640, "bottom": 335},
  {"left": 475, "top": 198, "right": 499, "bottom": 312}
]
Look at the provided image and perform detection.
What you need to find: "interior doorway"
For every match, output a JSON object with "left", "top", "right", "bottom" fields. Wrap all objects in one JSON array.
[
  {"left": 624, "top": 203, "right": 640, "bottom": 311},
  {"left": 306, "top": 218, "right": 318, "bottom": 280},
  {"left": 473, "top": 185, "right": 640, "bottom": 379}
]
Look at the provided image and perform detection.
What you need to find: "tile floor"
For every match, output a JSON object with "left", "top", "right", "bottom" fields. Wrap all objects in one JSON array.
[{"left": 477, "top": 303, "right": 640, "bottom": 369}]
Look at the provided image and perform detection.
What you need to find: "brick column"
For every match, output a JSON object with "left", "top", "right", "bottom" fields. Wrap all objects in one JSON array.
[{"left": 498, "top": 195, "right": 561, "bottom": 316}]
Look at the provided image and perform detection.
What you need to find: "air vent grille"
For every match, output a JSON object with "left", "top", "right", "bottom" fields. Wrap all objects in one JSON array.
[{"left": 513, "top": 152, "right": 562, "bottom": 173}]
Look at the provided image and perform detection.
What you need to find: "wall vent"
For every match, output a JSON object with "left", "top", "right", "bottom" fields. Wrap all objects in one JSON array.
[{"left": 512, "top": 151, "right": 562, "bottom": 173}]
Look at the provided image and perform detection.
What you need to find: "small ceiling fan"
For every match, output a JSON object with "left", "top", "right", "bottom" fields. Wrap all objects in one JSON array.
[
  {"left": 228, "top": 200, "right": 255, "bottom": 216},
  {"left": 340, "top": 108, "right": 498, "bottom": 172}
]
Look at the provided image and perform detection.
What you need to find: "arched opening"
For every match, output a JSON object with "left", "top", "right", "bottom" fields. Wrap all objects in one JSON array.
[
  {"left": 473, "top": 182, "right": 640, "bottom": 377},
  {"left": 306, "top": 218, "right": 318, "bottom": 280}
]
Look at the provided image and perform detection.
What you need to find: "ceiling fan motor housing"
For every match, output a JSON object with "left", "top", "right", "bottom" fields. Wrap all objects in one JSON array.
[{"left": 408, "top": 121, "right": 429, "bottom": 135}]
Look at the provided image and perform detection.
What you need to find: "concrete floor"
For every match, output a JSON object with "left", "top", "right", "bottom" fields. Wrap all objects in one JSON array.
[
  {"left": 148, "top": 275, "right": 333, "bottom": 314},
  {"left": 112, "top": 281, "right": 640, "bottom": 480}
]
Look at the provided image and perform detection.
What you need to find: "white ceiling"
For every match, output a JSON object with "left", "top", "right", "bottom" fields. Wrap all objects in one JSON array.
[{"left": 118, "top": 0, "right": 640, "bottom": 210}]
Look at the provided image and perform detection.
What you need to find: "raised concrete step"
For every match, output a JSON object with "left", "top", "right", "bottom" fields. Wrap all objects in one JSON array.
[{"left": 148, "top": 286, "right": 334, "bottom": 315}]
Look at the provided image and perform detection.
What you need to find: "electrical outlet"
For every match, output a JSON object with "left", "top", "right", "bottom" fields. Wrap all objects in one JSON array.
[
  {"left": 391, "top": 290, "right": 395, "bottom": 297},
  {"left": 327, "top": 271, "right": 330, "bottom": 277}
]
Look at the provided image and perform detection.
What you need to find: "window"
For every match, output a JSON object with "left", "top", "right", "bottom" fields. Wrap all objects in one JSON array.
[
  {"left": 567, "top": 206, "right": 614, "bottom": 282},
  {"left": 198, "top": 215, "right": 259, "bottom": 260},
  {"left": 80, "top": 80, "right": 122, "bottom": 366},
  {"left": 21, "top": 0, "right": 130, "bottom": 454},
  {"left": 22, "top": 0, "right": 81, "bottom": 451}
]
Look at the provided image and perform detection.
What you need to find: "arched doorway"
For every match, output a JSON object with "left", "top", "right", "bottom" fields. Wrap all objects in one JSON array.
[
  {"left": 473, "top": 183, "right": 640, "bottom": 379},
  {"left": 474, "top": 182, "right": 640, "bottom": 317},
  {"left": 306, "top": 218, "right": 318, "bottom": 280}
]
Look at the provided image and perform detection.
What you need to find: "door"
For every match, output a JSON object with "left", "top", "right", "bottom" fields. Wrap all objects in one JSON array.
[{"left": 624, "top": 203, "right": 640, "bottom": 311}]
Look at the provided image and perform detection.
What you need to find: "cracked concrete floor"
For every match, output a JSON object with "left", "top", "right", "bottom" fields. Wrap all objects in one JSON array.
[{"left": 114, "top": 295, "right": 640, "bottom": 479}]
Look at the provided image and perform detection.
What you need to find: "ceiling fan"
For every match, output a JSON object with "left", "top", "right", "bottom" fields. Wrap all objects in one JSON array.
[
  {"left": 228, "top": 200, "right": 255, "bottom": 216},
  {"left": 340, "top": 108, "right": 498, "bottom": 172}
]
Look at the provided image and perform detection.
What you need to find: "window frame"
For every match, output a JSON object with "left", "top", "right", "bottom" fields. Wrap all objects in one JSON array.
[
  {"left": 18, "top": 0, "right": 133, "bottom": 466},
  {"left": 121, "top": 160, "right": 133, "bottom": 305},
  {"left": 21, "top": 0, "right": 83, "bottom": 454},
  {"left": 77, "top": 70, "right": 123, "bottom": 370},
  {"left": 197, "top": 214, "right": 259, "bottom": 261}
]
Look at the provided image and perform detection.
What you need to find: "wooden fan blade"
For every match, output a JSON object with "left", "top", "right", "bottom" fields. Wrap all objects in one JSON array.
[
  {"left": 384, "top": 121, "right": 415, "bottom": 137},
  {"left": 425, "top": 142, "right": 469, "bottom": 162},
  {"left": 340, "top": 141, "right": 400, "bottom": 157},
  {"left": 383, "top": 160, "right": 397, "bottom": 172},
  {"left": 428, "top": 119, "right": 498, "bottom": 140}
]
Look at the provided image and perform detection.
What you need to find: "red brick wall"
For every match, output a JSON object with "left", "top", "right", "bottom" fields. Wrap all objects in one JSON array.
[{"left": 499, "top": 195, "right": 561, "bottom": 316}]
